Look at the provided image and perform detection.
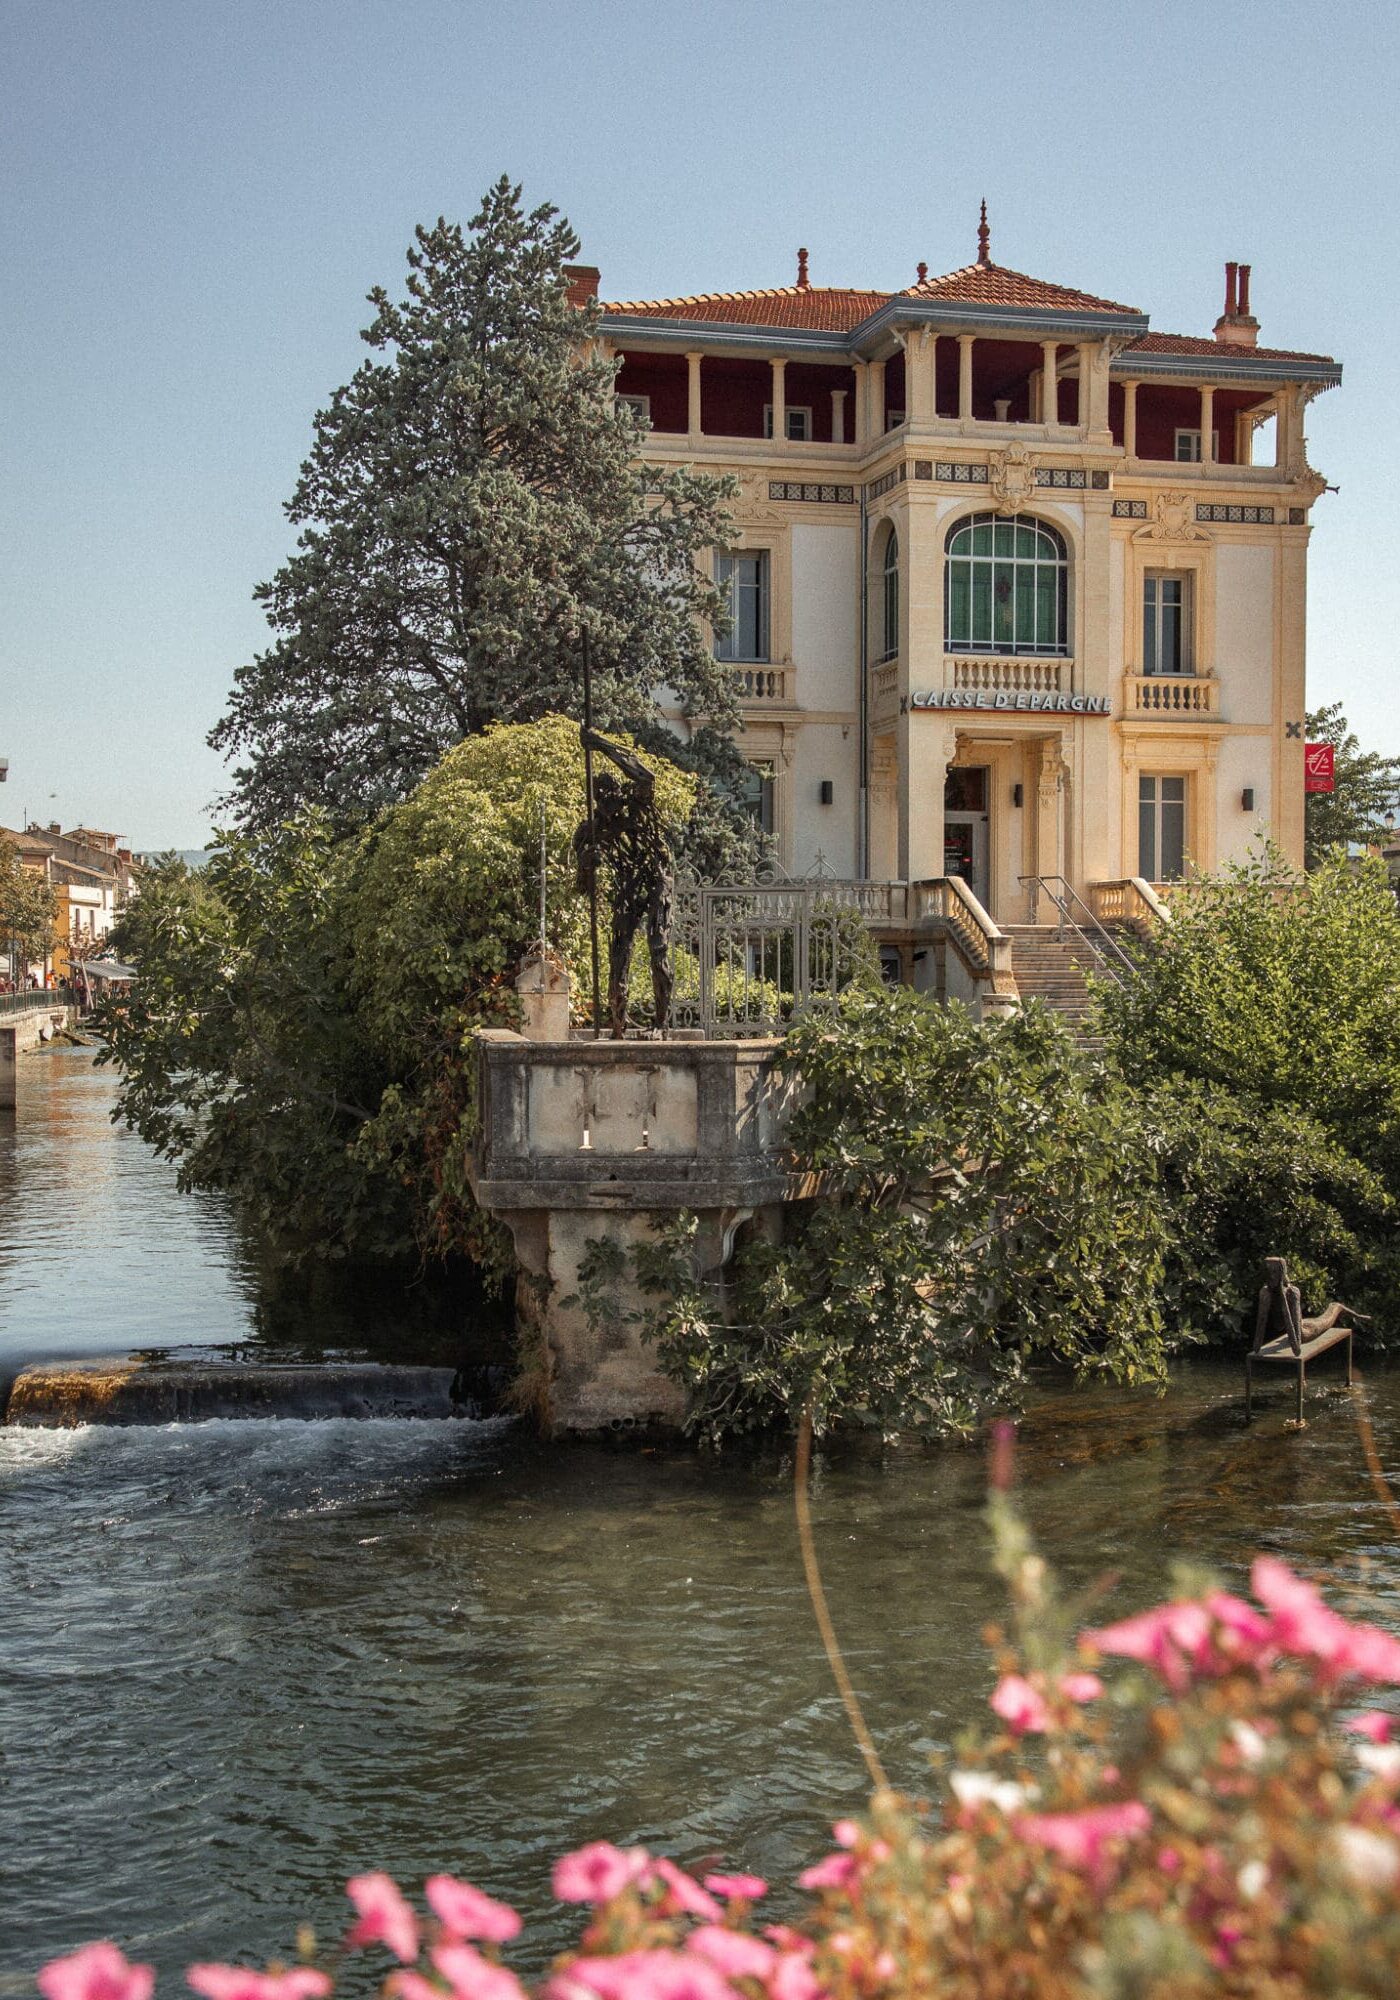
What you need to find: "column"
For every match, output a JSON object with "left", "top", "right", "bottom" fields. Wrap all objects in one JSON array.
[
  {"left": 1042, "top": 342, "right": 1059, "bottom": 427},
  {"left": 851, "top": 363, "right": 868, "bottom": 447},
  {"left": 1080, "top": 341, "right": 1112, "bottom": 442},
  {"left": 1122, "top": 379, "right": 1138, "bottom": 458},
  {"left": 1199, "top": 385, "right": 1215, "bottom": 465},
  {"left": 906, "top": 330, "right": 936, "bottom": 423},
  {"left": 686, "top": 352, "right": 703, "bottom": 444},
  {"left": 958, "top": 334, "right": 974, "bottom": 423},
  {"left": 899, "top": 718, "right": 958, "bottom": 882},
  {"left": 831, "top": 389, "right": 847, "bottom": 444},
  {"left": 868, "top": 358, "right": 887, "bottom": 438},
  {"left": 770, "top": 357, "right": 787, "bottom": 445},
  {"left": 1035, "top": 739, "right": 1064, "bottom": 891}
]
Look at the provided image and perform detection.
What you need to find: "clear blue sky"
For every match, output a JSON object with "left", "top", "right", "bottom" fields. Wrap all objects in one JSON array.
[{"left": 3, "top": 0, "right": 1396, "bottom": 846}]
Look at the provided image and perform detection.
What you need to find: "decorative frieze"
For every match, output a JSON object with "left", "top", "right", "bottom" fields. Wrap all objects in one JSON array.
[
  {"left": 1195, "top": 503, "right": 1275, "bottom": 524},
  {"left": 1034, "top": 467, "right": 1087, "bottom": 489},
  {"left": 1113, "top": 499, "right": 1148, "bottom": 519},
  {"left": 863, "top": 466, "right": 906, "bottom": 501},
  {"left": 768, "top": 481, "right": 856, "bottom": 505}
]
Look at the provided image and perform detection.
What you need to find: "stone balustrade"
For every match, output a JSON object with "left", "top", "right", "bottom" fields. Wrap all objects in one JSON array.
[
  {"left": 1124, "top": 673, "right": 1219, "bottom": 717},
  {"left": 735, "top": 664, "right": 793, "bottom": 705},
  {"left": 946, "top": 654, "right": 1068, "bottom": 695}
]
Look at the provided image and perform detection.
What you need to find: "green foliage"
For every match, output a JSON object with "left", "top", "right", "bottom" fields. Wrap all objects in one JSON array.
[
  {"left": 1304, "top": 702, "right": 1400, "bottom": 868},
  {"left": 99, "top": 719, "right": 693, "bottom": 1271},
  {"left": 641, "top": 985, "right": 1171, "bottom": 1445},
  {"left": 0, "top": 835, "right": 57, "bottom": 967},
  {"left": 1097, "top": 847, "right": 1400, "bottom": 1186},
  {"left": 211, "top": 175, "right": 747, "bottom": 844}
]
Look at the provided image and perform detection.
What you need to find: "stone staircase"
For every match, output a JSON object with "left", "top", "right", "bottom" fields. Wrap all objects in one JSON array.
[{"left": 1000, "top": 925, "right": 1128, "bottom": 1039}]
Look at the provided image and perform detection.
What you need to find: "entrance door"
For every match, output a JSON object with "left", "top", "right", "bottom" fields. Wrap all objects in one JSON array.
[{"left": 943, "top": 766, "right": 991, "bottom": 912}]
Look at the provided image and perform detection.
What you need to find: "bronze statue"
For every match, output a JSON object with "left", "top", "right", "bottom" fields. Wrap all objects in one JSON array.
[
  {"left": 1245, "top": 1255, "right": 1371, "bottom": 1423},
  {"left": 573, "top": 726, "right": 674, "bottom": 1038}
]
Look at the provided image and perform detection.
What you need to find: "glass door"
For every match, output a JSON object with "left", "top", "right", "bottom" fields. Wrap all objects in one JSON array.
[{"left": 943, "top": 766, "right": 991, "bottom": 911}]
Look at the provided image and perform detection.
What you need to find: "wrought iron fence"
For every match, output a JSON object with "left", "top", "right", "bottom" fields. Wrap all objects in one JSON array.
[{"left": 667, "top": 866, "right": 874, "bottom": 1038}]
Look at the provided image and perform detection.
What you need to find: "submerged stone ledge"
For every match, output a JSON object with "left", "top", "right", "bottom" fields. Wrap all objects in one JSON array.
[{"left": 2, "top": 1356, "right": 473, "bottom": 1427}]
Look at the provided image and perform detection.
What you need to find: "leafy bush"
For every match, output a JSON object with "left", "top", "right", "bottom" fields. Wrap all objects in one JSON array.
[
  {"left": 640, "top": 986, "right": 1171, "bottom": 1444},
  {"left": 43, "top": 1492, "right": 1400, "bottom": 1997}
]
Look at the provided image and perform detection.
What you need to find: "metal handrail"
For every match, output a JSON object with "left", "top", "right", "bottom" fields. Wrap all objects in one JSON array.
[
  {"left": 1017, "top": 876, "right": 1137, "bottom": 985},
  {"left": 0, "top": 984, "right": 74, "bottom": 1016}
]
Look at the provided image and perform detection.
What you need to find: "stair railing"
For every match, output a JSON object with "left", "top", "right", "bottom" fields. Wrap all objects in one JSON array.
[{"left": 1017, "top": 875, "right": 1138, "bottom": 986}]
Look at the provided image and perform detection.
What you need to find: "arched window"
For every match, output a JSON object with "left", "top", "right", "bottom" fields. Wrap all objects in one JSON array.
[
  {"left": 881, "top": 529, "right": 899, "bottom": 660},
  {"left": 944, "top": 513, "right": 1068, "bottom": 657}
]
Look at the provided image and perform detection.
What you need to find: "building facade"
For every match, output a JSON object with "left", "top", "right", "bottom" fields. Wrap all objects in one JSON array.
[{"left": 579, "top": 224, "right": 1340, "bottom": 930}]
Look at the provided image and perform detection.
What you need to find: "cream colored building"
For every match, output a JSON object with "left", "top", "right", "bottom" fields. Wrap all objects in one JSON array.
[{"left": 575, "top": 225, "right": 1339, "bottom": 945}]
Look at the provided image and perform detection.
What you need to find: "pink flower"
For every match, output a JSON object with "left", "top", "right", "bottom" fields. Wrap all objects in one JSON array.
[
  {"left": 797, "top": 1853, "right": 857, "bottom": 1893},
  {"left": 1015, "top": 1803, "right": 1151, "bottom": 1886},
  {"left": 990, "top": 1673, "right": 1050, "bottom": 1734},
  {"left": 389, "top": 1976, "right": 445, "bottom": 2000},
  {"left": 767, "top": 1958, "right": 820, "bottom": 2000},
  {"left": 425, "top": 1876, "right": 521, "bottom": 1944},
  {"left": 1059, "top": 1673, "right": 1103, "bottom": 1704},
  {"left": 1251, "top": 1558, "right": 1354, "bottom": 1672},
  {"left": 567, "top": 1953, "right": 735, "bottom": 2000},
  {"left": 688, "top": 1930, "right": 775, "bottom": 1981},
  {"left": 553, "top": 1843, "right": 651, "bottom": 1906},
  {"left": 703, "top": 1874, "right": 767, "bottom": 1902},
  {"left": 39, "top": 1946, "right": 155, "bottom": 2000},
  {"left": 1204, "top": 1591, "right": 1273, "bottom": 1658},
  {"left": 1347, "top": 1711, "right": 1396, "bottom": 1743},
  {"left": 830, "top": 1821, "right": 860, "bottom": 1850},
  {"left": 1157, "top": 1847, "right": 1182, "bottom": 1874},
  {"left": 1085, "top": 1601, "right": 1214, "bottom": 1691},
  {"left": 346, "top": 1872, "right": 419, "bottom": 1962},
  {"left": 188, "top": 1973, "right": 330, "bottom": 2000},
  {"left": 432, "top": 1945, "right": 526, "bottom": 2000},
  {"left": 1340, "top": 1623, "right": 1400, "bottom": 1686},
  {"left": 649, "top": 1859, "right": 722, "bottom": 1922}
]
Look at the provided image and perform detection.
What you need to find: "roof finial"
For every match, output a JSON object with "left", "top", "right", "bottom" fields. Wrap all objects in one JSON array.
[
  {"left": 977, "top": 199, "right": 990, "bottom": 266},
  {"left": 796, "top": 246, "right": 809, "bottom": 290},
  {"left": 916, "top": 260, "right": 928, "bottom": 285}
]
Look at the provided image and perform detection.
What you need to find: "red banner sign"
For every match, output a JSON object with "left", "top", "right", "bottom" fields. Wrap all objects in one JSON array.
[{"left": 1305, "top": 743, "right": 1335, "bottom": 793}]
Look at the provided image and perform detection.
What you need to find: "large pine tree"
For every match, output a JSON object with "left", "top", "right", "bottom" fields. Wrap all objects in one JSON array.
[{"left": 212, "top": 177, "right": 743, "bottom": 828}]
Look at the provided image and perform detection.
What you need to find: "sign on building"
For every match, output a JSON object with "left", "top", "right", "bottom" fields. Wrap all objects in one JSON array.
[{"left": 1304, "top": 743, "right": 1336, "bottom": 793}]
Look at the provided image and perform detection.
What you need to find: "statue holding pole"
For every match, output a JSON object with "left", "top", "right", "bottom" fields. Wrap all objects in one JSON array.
[{"left": 572, "top": 725, "right": 675, "bottom": 1039}]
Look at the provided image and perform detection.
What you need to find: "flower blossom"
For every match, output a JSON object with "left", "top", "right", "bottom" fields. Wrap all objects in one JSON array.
[
  {"left": 346, "top": 1873, "right": 420, "bottom": 1962},
  {"left": 688, "top": 1928, "right": 776, "bottom": 1981},
  {"left": 188, "top": 1973, "right": 330, "bottom": 2000},
  {"left": 566, "top": 1952, "right": 735, "bottom": 2000},
  {"left": 552, "top": 1844, "right": 651, "bottom": 1906},
  {"left": 432, "top": 1944, "right": 527, "bottom": 2000},
  {"left": 1332, "top": 1825, "right": 1400, "bottom": 1889},
  {"left": 1347, "top": 1711, "right": 1396, "bottom": 1743},
  {"left": 426, "top": 1876, "right": 521, "bottom": 1944},
  {"left": 766, "top": 1957, "right": 820, "bottom": 2000},
  {"left": 1060, "top": 1672, "right": 1103, "bottom": 1704},
  {"left": 702, "top": 1873, "right": 767, "bottom": 1902},
  {"left": 1015, "top": 1802, "right": 1151, "bottom": 1885},
  {"left": 1250, "top": 1558, "right": 1400, "bottom": 1686},
  {"left": 1085, "top": 1600, "right": 1216, "bottom": 1691},
  {"left": 990, "top": 1673, "right": 1051, "bottom": 1735},
  {"left": 797, "top": 1852, "right": 858, "bottom": 1894},
  {"left": 38, "top": 1946, "right": 155, "bottom": 2000},
  {"left": 649, "top": 1858, "right": 722, "bottom": 1921},
  {"left": 949, "top": 1770, "right": 1033, "bottom": 1816}
]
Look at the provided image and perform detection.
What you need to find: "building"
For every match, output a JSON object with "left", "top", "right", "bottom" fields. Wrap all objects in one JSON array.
[
  {"left": 3, "top": 824, "right": 132, "bottom": 982},
  {"left": 579, "top": 215, "right": 1339, "bottom": 935}
]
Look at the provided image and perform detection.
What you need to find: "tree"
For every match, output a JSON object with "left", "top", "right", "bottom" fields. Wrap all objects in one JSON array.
[
  {"left": 99, "top": 719, "right": 695, "bottom": 1270},
  {"left": 211, "top": 177, "right": 745, "bottom": 837},
  {"left": 1304, "top": 703, "right": 1400, "bottom": 868},
  {"left": 639, "top": 986, "right": 1172, "bottom": 1444},
  {"left": 0, "top": 836, "right": 56, "bottom": 975}
]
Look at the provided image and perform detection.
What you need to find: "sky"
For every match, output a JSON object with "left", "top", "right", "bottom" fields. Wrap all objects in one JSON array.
[{"left": 2, "top": 0, "right": 1397, "bottom": 847}]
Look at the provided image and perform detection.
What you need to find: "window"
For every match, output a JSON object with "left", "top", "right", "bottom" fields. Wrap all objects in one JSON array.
[
  {"left": 1143, "top": 572, "right": 1193, "bottom": 674},
  {"left": 763, "top": 405, "right": 812, "bottom": 441},
  {"left": 885, "top": 409, "right": 906, "bottom": 430},
  {"left": 881, "top": 530, "right": 899, "bottom": 661},
  {"left": 737, "top": 760, "right": 776, "bottom": 836},
  {"left": 1174, "top": 428, "right": 1219, "bottom": 462},
  {"left": 715, "top": 551, "right": 770, "bottom": 662},
  {"left": 616, "top": 393, "right": 651, "bottom": 424},
  {"left": 1139, "top": 775, "right": 1187, "bottom": 882},
  {"left": 945, "top": 513, "right": 1068, "bottom": 656}
]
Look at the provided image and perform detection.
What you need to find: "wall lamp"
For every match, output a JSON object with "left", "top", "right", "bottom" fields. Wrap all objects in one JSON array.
[
  {"left": 819, "top": 780, "right": 834, "bottom": 805},
  {"left": 1242, "top": 788, "right": 1256, "bottom": 812},
  {"left": 1012, "top": 782, "right": 1024, "bottom": 808}
]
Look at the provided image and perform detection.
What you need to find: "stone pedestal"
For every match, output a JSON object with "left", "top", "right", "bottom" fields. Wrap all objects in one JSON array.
[{"left": 468, "top": 1030, "right": 797, "bottom": 1433}]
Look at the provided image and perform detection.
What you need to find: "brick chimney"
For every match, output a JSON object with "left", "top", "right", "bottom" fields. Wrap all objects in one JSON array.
[
  {"left": 1214, "top": 259, "right": 1259, "bottom": 348},
  {"left": 563, "top": 264, "right": 600, "bottom": 307}
]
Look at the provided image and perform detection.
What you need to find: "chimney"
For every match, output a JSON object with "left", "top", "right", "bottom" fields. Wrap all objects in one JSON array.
[
  {"left": 1214, "top": 257, "right": 1259, "bottom": 348},
  {"left": 563, "top": 264, "right": 600, "bottom": 307}
]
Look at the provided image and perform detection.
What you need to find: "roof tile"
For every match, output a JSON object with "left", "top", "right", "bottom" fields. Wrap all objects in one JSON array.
[
  {"left": 601, "top": 286, "right": 887, "bottom": 331},
  {"left": 904, "top": 260, "right": 1138, "bottom": 314},
  {"left": 1125, "top": 331, "right": 1338, "bottom": 366}
]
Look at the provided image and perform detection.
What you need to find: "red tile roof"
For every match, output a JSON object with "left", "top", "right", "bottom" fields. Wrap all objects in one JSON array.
[
  {"left": 1125, "top": 331, "right": 1338, "bottom": 366},
  {"left": 904, "top": 261, "right": 1138, "bottom": 315},
  {"left": 601, "top": 286, "right": 888, "bottom": 331}
]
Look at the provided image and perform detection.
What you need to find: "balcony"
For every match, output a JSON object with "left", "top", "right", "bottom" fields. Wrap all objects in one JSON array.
[
  {"left": 1124, "top": 673, "right": 1219, "bottom": 718},
  {"left": 734, "top": 664, "right": 794, "bottom": 705},
  {"left": 945, "top": 654, "right": 1066, "bottom": 696}
]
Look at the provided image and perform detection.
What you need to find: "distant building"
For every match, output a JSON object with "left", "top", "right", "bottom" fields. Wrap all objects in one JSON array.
[
  {"left": 2, "top": 824, "right": 133, "bottom": 983},
  {"left": 582, "top": 218, "right": 1339, "bottom": 923}
]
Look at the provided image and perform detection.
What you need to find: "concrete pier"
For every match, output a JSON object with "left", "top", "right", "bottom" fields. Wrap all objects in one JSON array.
[{"left": 0, "top": 1001, "right": 79, "bottom": 1108}]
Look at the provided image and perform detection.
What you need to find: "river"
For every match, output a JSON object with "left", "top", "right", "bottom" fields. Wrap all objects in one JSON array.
[{"left": 3, "top": 1048, "right": 1399, "bottom": 1986}]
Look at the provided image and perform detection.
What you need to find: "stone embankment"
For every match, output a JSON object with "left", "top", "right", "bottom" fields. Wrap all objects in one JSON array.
[{"left": 1, "top": 1356, "right": 494, "bottom": 1426}]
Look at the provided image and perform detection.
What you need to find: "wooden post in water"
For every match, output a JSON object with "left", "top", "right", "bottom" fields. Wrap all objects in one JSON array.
[{"left": 0, "top": 1027, "right": 16, "bottom": 1110}]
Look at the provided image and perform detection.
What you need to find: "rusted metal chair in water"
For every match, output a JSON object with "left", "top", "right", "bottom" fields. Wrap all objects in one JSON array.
[{"left": 1244, "top": 1255, "right": 1370, "bottom": 1423}]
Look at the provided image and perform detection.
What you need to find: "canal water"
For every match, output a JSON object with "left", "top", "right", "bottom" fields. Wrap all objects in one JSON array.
[{"left": 3, "top": 1049, "right": 1400, "bottom": 1987}]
